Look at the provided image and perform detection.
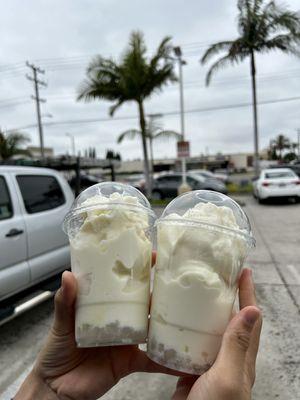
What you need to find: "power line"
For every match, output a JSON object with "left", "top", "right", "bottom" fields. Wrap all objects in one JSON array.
[
  {"left": 6, "top": 95, "right": 300, "bottom": 132},
  {"left": 0, "top": 42, "right": 209, "bottom": 72},
  {"left": 1, "top": 68, "right": 300, "bottom": 110},
  {"left": 26, "top": 62, "right": 47, "bottom": 158}
]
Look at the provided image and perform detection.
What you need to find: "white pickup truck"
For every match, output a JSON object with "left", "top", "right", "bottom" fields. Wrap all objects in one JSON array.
[{"left": 0, "top": 166, "right": 74, "bottom": 301}]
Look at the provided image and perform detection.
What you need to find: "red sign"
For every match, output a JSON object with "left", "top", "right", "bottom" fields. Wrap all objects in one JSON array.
[{"left": 177, "top": 141, "right": 190, "bottom": 158}]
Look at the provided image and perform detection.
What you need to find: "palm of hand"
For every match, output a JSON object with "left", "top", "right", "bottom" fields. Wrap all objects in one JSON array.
[
  {"left": 36, "top": 326, "right": 144, "bottom": 399},
  {"left": 34, "top": 271, "right": 170, "bottom": 400}
]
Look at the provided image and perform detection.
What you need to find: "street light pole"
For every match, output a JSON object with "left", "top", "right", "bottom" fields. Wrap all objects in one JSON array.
[
  {"left": 66, "top": 133, "right": 76, "bottom": 156},
  {"left": 174, "top": 46, "right": 187, "bottom": 183}
]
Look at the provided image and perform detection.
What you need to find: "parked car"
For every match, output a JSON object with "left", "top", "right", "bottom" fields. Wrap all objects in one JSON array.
[
  {"left": 0, "top": 166, "right": 74, "bottom": 301},
  {"left": 253, "top": 168, "right": 300, "bottom": 202},
  {"left": 270, "top": 163, "right": 300, "bottom": 177},
  {"left": 152, "top": 172, "right": 227, "bottom": 199},
  {"left": 122, "top": 174, "right": 145, "bottom": 191},
  {"left": 189, "top": 169, "right": 229, "bottom": 183},
  {"left": 69, "top": 173, "right": 102, "bottom": 192}
]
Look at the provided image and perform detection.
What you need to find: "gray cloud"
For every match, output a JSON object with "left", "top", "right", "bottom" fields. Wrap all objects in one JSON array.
[{"left": 1, "top": 0, "right": 300, "bottom": 160}]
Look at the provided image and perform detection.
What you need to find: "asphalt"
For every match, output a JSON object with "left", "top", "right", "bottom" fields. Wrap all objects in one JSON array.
[{"left": 0, "top": 196, "right": 299, "bottom": 399}]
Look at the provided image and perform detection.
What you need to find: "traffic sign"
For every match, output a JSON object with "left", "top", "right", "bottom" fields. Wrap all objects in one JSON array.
[{"left": 177, "top": 141, "right": 190, "bottom": 158}]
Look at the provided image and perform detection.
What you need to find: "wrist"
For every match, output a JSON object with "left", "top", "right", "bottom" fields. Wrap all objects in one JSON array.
[{"left": 14, "top": 369, "right": 58, "bottom": 400}]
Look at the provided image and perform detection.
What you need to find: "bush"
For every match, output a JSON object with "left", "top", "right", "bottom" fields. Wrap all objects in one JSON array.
[{"left": 227, "top": 182, "right": 253, "bottom": 194}]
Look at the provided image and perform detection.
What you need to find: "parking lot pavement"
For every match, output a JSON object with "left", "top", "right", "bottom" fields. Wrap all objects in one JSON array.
[{"left": 1, "top": 197, "right": 299, "bottom": 399}]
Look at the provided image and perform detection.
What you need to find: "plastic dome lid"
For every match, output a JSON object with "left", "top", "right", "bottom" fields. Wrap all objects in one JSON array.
[
  {"left": 158, "top": 190, "right": 255, "bottom": 247},
  {"left": 63, "top": 181, "right": 156, "bottom": 234}
]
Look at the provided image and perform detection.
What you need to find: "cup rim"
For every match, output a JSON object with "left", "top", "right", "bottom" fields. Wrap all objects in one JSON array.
[
  {"left": 63, "top": 201, "right": 156, "bottom": 235},
  {"left": 156, "top": 217, "right": 256, "bottom": 248}
]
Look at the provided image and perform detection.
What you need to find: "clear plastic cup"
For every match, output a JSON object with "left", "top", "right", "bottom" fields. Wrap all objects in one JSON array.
[
  {"left": 147, "top": 190, "right": 255, "bottom": 374},
  {"left": 63, "top": 182, "right": 156, "bottom": 347}
]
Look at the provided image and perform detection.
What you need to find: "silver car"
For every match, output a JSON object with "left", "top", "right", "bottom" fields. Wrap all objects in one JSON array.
[
  {"left": 152, "top": 172, "right": 227, "bottom": 199},
  {"left": 0, "top": 166, "right": 74, "bottom": 301}
]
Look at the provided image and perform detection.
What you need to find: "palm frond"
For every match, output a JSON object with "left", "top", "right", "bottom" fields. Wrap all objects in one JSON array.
[
  {"left": 0, "top": 131, "right": 30, "bottom": 160},
  {"left": 253, "top": 0, "right": 265, "bottom": 15},
  {"left": 109, "top": 100, "right": 125, "bottom": 116},
  {"left": 143, "top": 64, "right": 177, "bottom": 99},
  {"left": 201, "top": 41, "right": 235, "bottom": 64},
  {"left": 129, "top": 31, "right": 147, "bottom": 57},
  {"left": 205, "top": 54, "right": 239, "bottom": 86},
  {"left": 262, "top": 34, "right": 300, "bottom": 56},
  {"left": 153, "top": 130, "right": 181, "bottom": 141},
  {"left": 150, "top": 36, "right": 173, "bottom": 68},
  {"left": 117, "top": 129, "right": 141, "bottom": 144},
  {"left": 266, "top": 6, "right": 300, "bottom": 35}
]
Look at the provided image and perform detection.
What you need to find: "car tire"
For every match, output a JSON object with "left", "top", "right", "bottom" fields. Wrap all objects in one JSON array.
[{"left": 152, "top": 190, "right": 162, "bottom": 200}]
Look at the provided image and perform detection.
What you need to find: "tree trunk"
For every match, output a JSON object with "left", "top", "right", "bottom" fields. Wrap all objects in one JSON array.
[
  {"left": 250, "top": 51, "right": 259, "bottom": 176},
  {"left": 138, "top": 100, "right": 151, "bottom": 198}
]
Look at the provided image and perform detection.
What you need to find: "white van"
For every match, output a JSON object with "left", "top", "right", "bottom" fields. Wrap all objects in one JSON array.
[{"left": 0, "top": 166, "right": 74, "bottom": 301}]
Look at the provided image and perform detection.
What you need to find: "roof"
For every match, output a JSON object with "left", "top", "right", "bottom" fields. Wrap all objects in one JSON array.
[
  {"left": 0, "top": 166, "right": 59, "bottom": 174},
  {"left": 262, "top": 168, "right": 295, "bottom": 173}
]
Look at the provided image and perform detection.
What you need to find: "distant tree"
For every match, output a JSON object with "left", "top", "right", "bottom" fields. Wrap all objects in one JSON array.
[
  {"left": 105, "top": 149, "right": 121, "bottom": 182},
  {"left": 78, "top": 31, "right": 176, "bottom": 197},
  {"left": 283, "top": 152, "right": 297, "bottom": 163},
  {"left": 117, "top": 124, "right": 180, "bottom": 173},
  {"left": 0, "top": 130, "right": 30, "bottom": 161},
  {"left": 267, "top": 142, "right": 278, "bottom": 160},
  {"left": 201, "top": 0, "right": 300, "bottom": 176},
  {"left": 106, "top": 149, "right": 115, "bottom": 160},
  {"left": 271, "top": 134, "right": 291, "bottom": 160}
]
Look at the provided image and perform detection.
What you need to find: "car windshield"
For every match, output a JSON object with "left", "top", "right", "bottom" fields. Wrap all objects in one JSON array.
[
  {"left": 265, "top": 171, "right": 295, "bottom": 179},
  {"left": 189, "top": 173, "right": 205, "bottom": 182},
  {"left": 192, "top": 171, "right": 213, "bottom": 177}
]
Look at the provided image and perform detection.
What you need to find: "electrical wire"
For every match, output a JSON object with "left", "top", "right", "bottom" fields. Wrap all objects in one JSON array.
[{"left": 5, "top": 95, "right": 300, "bottom": 132}]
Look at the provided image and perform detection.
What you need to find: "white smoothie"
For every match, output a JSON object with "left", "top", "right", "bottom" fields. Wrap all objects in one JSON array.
[
  {"left": 148, "top": 202, "right": 248, "bottom": 374},
  {"left": 70, "top": 192, "right": 152, "bottom": 347}
]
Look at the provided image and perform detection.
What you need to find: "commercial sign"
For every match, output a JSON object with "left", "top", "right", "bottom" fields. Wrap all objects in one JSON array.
[{"left": 177, "top": 141, "right": 190, "bottom": 158}]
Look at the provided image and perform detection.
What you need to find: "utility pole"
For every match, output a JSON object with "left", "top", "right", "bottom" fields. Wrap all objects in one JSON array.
[
  {"left": 174, "top": 46, "right": 187, "bottom": 184},
  {"left": 26, "top": 62, "right": 47, "bottom": 159},
  {"left": 297, "top": 129, "right": 300, "bottom": 160}
]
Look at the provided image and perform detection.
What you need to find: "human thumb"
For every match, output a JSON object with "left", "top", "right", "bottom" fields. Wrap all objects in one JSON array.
[
  {"left": 214, "top": 306, "right": 260, "bottom": 376},
  {"left": 52, "top": 271, "right": 77, "bottom": 336}
]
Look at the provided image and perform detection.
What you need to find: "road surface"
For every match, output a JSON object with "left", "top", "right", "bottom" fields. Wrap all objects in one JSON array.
[{"left": 1, "top": 196, "right": 299, "bottom": 399}]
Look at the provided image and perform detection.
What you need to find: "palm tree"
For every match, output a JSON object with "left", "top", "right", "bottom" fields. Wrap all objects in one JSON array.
[
  {"left": 0, "top": 130, "right": 30, "bottom": 161},
  {"left": 117, "top": 125, "right": 181, "bottom": 175},
  {"left": 201, "top": 0, "right": 300, "bottom": 176},
  {"left": 271, "top": 133, "right": 291, "bottom": 160},
  {"left": 77, "top": 31, "right": 176, "bottom": 197}
]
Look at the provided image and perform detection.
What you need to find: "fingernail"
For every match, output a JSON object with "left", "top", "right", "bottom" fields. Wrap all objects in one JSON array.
[
  {"left": 61, "top": 271, "right": 67, "bottom": 294},
  {"left": 243, "top": 307, "right": 259, "bottom": 327}
]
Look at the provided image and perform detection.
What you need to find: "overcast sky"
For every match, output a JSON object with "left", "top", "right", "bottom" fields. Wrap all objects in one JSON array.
[{"left": 1, "top": 0, "right": 300, "bottom": 160}]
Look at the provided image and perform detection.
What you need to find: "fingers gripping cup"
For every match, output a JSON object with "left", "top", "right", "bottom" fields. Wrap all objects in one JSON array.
[
  {"left": 63, "top": 182, "right": 155, "bottom": 347},
  {"left": 147, "top": 190, "right": 255, "bottom": 374}
]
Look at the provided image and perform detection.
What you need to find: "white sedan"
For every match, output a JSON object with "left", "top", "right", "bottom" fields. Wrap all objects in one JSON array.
[{"left": 253, "top": 168, "right": 300, "bottom": 202}]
